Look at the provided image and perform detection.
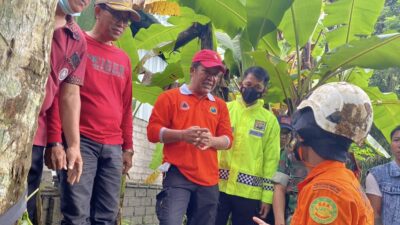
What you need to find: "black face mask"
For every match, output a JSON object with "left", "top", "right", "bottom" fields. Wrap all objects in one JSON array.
[{"left": 240, "top": 87, "right": 263, "bottom": 104}]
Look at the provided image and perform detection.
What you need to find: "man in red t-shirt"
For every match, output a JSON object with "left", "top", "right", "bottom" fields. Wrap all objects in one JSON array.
[
  {"left": 147, "top": 49, "right": 233, "bottom": 225},
  {"left": 47, "top": 1, "right": 139, "bottom": 224},
  {"left": 27, "top": 0, "right": 90, "bottom": 224}
]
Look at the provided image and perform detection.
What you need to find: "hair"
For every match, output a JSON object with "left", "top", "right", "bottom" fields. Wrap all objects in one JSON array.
[
  {"left": 97, "top": 3, "right": 107, "bottom": 9},
  {"left": 243, "top": 66, "right": 270, "bottom": 86},
  {"left": 391, "top": 125, "right": 400, "bottom": 140},
  {"left": 191, "top": 61, "right": 202, "bottom": 69}
]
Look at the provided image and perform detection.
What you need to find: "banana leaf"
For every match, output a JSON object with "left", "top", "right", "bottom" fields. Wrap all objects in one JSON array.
[
  {"left": 176, "top": 0, "right": 246, "bottom": 37},
  {"left": 279, "top": 0, "right": 322, "bottom": 48},
  {"left": 246, "top": 0, "right": 292, "bottom": 48},
  {"left": 324, "top": 0, "right": 385, "bottom": 49},
  {"left": 321, "top": 33, "right": 400, "bottom": 77}
]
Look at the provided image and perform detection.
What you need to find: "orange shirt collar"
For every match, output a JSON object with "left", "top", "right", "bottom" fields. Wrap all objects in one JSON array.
[{"left": 298, "top": 160, "right": 345, "bottom": 192}]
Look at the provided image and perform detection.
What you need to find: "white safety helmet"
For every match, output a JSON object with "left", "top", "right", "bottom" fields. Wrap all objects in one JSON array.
[{"left": 297, "top": 82, "right": 373, "bottom": 146}]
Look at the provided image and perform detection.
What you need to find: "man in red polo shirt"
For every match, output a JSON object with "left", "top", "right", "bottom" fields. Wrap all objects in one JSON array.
[
  {"left": 47, "top": 1, "right": 139, "bottom": 224},
  {"left": 147, "top": 49, "right": 234, "bottom": 225},
  {"left": 27, "top": 0, "right": 89, "bottom": 224}
]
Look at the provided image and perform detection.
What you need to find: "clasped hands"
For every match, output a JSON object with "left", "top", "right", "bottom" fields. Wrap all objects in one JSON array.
[{"left": 181, "top": 126, "right": 213, "bottom": 150}]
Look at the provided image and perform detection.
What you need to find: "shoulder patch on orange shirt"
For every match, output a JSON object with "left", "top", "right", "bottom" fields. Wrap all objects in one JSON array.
[
  {"left": 309, "top": 197, "right": 338, "bottom": 224},
  {"left": 312, "top": 182, "right": 341, "bottom": 195},
  {"left": 210, "top": 106, "right": 217, "bottom": 114}
]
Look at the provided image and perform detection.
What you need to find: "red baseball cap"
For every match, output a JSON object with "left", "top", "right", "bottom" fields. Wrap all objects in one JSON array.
[{"left": 192, "top": 49, "right": 225, "bottom": 73}]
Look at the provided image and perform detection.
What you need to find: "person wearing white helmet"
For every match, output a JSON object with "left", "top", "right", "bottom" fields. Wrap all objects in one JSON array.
[{"left": 287, "top": 82, "right": 374, "bottom": 225}]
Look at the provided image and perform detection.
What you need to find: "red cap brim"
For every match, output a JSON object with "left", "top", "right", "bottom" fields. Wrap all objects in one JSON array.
[{"left": 200, "top": 61, "right": 225, "bottom": 73}]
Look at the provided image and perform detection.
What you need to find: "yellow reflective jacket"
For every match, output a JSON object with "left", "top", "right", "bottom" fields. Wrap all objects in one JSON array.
[{"left": 218, "top": 96, "right": 280, "bottom": 204}]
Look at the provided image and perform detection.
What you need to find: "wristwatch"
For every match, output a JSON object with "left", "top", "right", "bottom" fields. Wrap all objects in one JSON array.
[
  {"left": 122, "top": 149, "right": 134, "bottom": 155},
  {"left": 46, "top": 142, "right": 63, "bottom": 148}
]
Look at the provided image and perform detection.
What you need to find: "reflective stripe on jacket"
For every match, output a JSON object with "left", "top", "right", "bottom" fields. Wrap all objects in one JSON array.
[{"left": 218, "top": 96, "right": 280, "bottom": 203}]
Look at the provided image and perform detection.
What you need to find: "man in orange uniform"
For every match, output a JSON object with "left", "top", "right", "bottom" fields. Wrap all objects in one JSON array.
[
  {"left": 289, "top": 82, "right": 374, "bottom": 225},
  {"left": 147, "top": 49, "right": 233, "bottom": 225},
  {"left": 253, "top": 82, "right": 374, "bottom": 225}
]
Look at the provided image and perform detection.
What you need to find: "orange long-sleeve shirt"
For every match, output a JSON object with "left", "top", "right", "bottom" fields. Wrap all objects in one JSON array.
[
  {"left": 291, "top": 160, "right": 373, "bottom": 225},
  {"left": 147, "top": 85, "right": 233, "bottom": 186}
]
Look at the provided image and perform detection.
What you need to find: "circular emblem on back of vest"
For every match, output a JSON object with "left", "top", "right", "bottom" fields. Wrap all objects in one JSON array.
[
  {"left": 59, "top": 68, "right": 69, "bottom": 81},
  {"left": 210, "top": 106, "right": 217, "bottom": 114},
  {"left": 309, "top": 197, "right": 338, "bottom": 224}
]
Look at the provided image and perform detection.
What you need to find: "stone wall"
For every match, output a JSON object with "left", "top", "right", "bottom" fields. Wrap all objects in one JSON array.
[
  {"left": 121, "top": 183, "right": 162, "bottom": 225},
  {"left": 40, "top": 181, "right": 162, "bottom": 225},
  {"left": 129, "top": 118, "right": 161, "bottom": 185}
]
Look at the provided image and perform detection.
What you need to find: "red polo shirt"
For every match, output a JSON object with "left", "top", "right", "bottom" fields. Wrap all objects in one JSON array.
[
  {"left": 47, "top": 33, "right": 133, "bottom": 150},
  {"left": 147, "top": 84, "right": 233, "bottom": 186},
  {"left": 33, "top": 16, "right": 87, "bottom": 146}
]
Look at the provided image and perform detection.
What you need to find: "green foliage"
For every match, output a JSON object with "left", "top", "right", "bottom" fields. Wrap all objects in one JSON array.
[
  {"left": 109, "top": 0, "right": 400, "bottom": 149},
  {"left": 370, "top": 68, "right": 400, "bottom": 97},
  {"left": 371, "top": 0, "right": 400, "bottom": 99},
  {"left": 251, "top": 51, "right": 293, "bottom": 104},
  {"left": 257, "top": 31, "right": 281, "bottom": 57},
  {"left": 324, "top": 0, "right": 385, "bottom": 49},
  {"left": 133, "top": 23, "right": 188, "bottom": 50},
  {"left": 178, "top": 39, "right": 201, "bottom": 83},
  {"left": 375, "top": 0, "right": 400, "bottom": 34},
  {"left": 168, "top": 7, "right": 210, "bottom": 25},
  {"left": 176, "top": 0, "right": 246, "bottom": 37},
  {"left": 76, "top": 0, "right": 95, "bottom": 31},
  {"left": 115, "top": 29, "right": 139, "bottom": 79},
  {"left": 364, "top": 87, "right": 400, "bottom": 142},
  {"left": 132, "top": 82, "right": 163, "bottom": 105},
  {"left": 279, "top": 0, "right": 322, "bottom": 48},
  {"left": 347, "top": 69, "right": 400, "bottom": 144},
  {"left": 321, "top": 33, "right": 400, "bottom": 76},
  {"left": 150, "top": 63, "right": 184, "bottom": 87},
  {"left": 149, "top": 143, "right": 164, "bottom": 170},
  {"left": 246, "top": 0, "right": 292, "bottom": 48},
  {"left": 17, "top": 211, "right": 33, "bottom": 225}
]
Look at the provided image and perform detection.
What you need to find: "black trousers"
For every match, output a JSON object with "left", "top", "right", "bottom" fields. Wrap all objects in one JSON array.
[
  {"left": 27, "top": 145, "right": 45, "bottom": 225},
  {"left": 215, "top": 192, "right": 260, "bottom": 225},
  {"left": 156, "top": 165, "right": 219, "bottom": 225}
]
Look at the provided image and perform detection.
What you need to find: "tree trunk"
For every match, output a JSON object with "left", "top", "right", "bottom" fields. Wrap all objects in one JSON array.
[{"left": 0, "top": 0, "right": 57, "bottom": 217}]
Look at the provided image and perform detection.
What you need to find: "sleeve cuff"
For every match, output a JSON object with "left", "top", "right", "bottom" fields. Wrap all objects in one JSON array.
[
  {"left": 47, "top": 134, "right": 62, "bottom": 143},
  {"left": 222, "top": 135, "right": 231, "bottom": 149},
  {"left": 261, "top": 191, "right": 273, "bottom": 204},
  {"left": 272, "top": 171, "right": 290, "bottom": 187},
  {"left": 159, "top": 127, "right": 167, "bottom": 143}
]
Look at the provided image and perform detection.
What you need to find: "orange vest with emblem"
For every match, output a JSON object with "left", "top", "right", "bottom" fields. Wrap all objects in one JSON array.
[{"left": 290, "top": 160, "right": 373, "bottom": 225}]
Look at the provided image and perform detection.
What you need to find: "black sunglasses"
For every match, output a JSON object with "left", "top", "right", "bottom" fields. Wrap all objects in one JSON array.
[{"left": 99, "top": 4, "right": 131, "bottom": 24}]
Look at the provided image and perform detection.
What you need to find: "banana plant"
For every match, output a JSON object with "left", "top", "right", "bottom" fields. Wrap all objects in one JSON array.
[
  {"left": 77, "top": 0, "right": 400, "bottom": 153},
  {"left": 166, "top": 0, "right": 399, "bottom": 150}
]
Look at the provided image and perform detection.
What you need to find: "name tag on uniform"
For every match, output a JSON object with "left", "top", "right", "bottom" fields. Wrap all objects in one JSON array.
[{"left": 249, "top": 130, "right": 263, "bottom": 137}]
